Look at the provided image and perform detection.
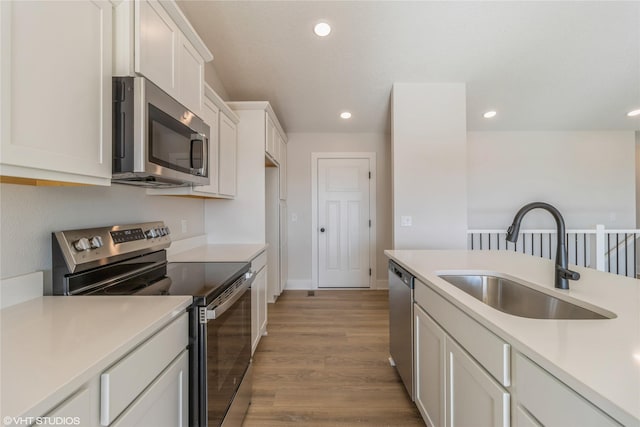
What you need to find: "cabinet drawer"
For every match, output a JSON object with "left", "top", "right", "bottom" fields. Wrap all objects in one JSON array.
[
  {"left": 252, "top": 251, "right": 267, "bottom": 273},
  {"left": 514, "top": 353, "right": 621, "bottom": 427},
  {"left": 100, "top": 313, "right": 188, "bottom": 425},
  {"left": 415, "top": 279, "right": 510, "bottom": 386}
]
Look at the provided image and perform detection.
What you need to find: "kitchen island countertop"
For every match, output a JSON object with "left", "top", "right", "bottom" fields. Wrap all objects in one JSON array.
[{"left": 385, "top": 249, "right": 640, "bottom": 426}]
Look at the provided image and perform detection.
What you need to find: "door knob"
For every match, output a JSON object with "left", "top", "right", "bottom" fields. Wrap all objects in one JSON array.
[{"left": 320, "top": 227, "right": 325, "bottom": 233}]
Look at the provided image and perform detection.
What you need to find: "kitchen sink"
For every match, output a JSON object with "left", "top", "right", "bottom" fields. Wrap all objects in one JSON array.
[{"left": 437, "top": 274, "right": 615, "bottom": 320}]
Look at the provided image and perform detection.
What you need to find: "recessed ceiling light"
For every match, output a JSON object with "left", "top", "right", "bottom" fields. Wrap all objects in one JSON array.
[
  {"left": 483, "top": 110, "right": 497, "bottom": 119},
  {"left": 627, "top": 109, "right": 640, "bottom": 117},
  {"left": 340, "top": 112, "right": 352, "bottom": 119},
  {"left": 314, "top": 22, "right": 331, "bottom": 37}
]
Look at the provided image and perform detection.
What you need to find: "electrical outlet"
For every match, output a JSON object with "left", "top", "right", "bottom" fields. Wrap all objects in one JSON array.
[
  {"left": 291, "top": 213, "right": 298, "bottom": 222},
  {"left": 400, "top": 216, "right": 412, "bottom": 227},
  {"left": 181, "top": 219, "right": 188, "bottom": 233}
]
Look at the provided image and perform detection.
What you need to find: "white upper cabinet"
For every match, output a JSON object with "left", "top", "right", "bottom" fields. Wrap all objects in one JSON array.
[
  {"left": 114, "top": 0, "right": 211, "bottom": 117},
  {"left": 265, "top": 115, "right": 277, "bottom": 162},
  {"left": 200, "top": 97, "right": 220, "bottom": 195},
  {"left": 177, "top": 33, "right": 204, "bottom": 116},
  {"left": 218, "top": 111, "right": 238, "bottom": 197},
  {"left": 279, "top": 134, "right": 287, "bottom": 200},
  {"left": 135, "top": 0, "right": 178, "bottom": 98},
  {"left": 0, "top": 0, "right": 113, "bottom": 185}
]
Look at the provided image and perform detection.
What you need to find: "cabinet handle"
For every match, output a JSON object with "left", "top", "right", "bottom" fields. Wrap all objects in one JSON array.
[{"left": 320, "top": 227, "right": 325, "bottom": 233}]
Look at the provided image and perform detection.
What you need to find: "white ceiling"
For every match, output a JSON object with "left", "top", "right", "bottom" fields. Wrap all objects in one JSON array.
[{"left": 178, "top": 1, "right": 640, "bottom": 134}]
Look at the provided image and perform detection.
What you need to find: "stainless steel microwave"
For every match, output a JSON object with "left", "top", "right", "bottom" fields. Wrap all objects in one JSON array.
[{"left": 112, "top": 76, "right": 209, "bottom": 187}]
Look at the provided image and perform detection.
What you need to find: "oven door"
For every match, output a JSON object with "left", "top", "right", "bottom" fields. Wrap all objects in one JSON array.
[{"left": 200, "top": 275, "right": 253, "bottom": 427}]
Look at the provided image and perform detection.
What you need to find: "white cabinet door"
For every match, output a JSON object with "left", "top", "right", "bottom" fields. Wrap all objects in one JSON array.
[
  {"left": 218, "top": 112, "right": 237, "bottom": 197},
  {"left": 446, "top": 337, "right": 509, "bottom": 427},
  {"left": 0, "top": 0, "right": 112, "bottom": 185},
  {"left": 514, "top": 406, "right": 542, "bottom": 427},
  {"left": 177, "top": 33, "right": 204, "bottom": 117},
  {"left": 279, "top": 136, "right": 287, "bottom": 200},
  {"left": 514, "top": 353, "right": 621, "bottom": 427},
  {"left": 194, "top": 97, "right": 219, "bottom": 195},
  {"left": 415, "top": 304, "right": 446, "bottom": 427},
  {"left": 258, "top": 267, "right": 268, "bottom": 336},
  {"left": 279, "top": 201, "right": 288, "bottom": 294},
  {"left": 111, "top": 350, "right": 189, "bottom": 427},
  {"left": 265, "top": 115, "right": 276, "bottom": 160},
  {"left": 251, "top": 266, "right": 267, "bottom": 354},
  {"left": 135, "top": 0, "right": 178, "bottom": 98},
  {"left": 42, "top": 384, "right": 98, "bottom": 427}
]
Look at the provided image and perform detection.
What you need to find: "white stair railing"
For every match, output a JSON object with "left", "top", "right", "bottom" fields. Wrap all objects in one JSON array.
[{"left": 467, "top": 225, "right": 640, "bottom": 278}]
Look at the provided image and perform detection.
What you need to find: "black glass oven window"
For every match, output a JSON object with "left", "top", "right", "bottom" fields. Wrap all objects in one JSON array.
[
  {"left": 148, "top": 103, "right": 204, "bottom": 175},
  {"left": 206, "top": 289, "right": 251, "bottom": 426}
]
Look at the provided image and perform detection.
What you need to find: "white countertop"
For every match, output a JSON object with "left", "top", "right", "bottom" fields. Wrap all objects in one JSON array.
[
  {"left": 0, "top": 295, "right": 192, "bottom": 419},
  {"left": 168, "top": 243, "right": 267, "bottom": 263},
  {"left": 385, "top": 250, "right": 640, "bottom": 426}
]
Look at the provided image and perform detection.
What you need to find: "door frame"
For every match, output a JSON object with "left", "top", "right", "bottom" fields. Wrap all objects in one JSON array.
[{"left": 311, "top": 152, "right": 377, "bottom": 289}]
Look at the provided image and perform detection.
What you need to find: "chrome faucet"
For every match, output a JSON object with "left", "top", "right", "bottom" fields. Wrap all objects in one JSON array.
[{"left": 505, "top": 202, "right": 580, "bottom": 290}]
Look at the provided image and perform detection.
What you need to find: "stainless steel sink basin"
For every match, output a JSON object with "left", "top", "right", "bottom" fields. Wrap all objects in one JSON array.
[{"left": 438, "top": 274, "right": 614, "bottom": 319}]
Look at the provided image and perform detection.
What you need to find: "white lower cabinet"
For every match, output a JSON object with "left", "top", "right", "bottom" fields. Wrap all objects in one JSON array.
[
  {"left": 412, "top": 277, "right": 627, "bottom": 427},
  {"left": 414, "top": 304, "right": 446, "bottom": 427},
  {"left": 111, "top": 350, "right": 189, "bottom": 427},
  {"left": 251, "top": 251, "right": 268, "bottom": 354},
  {"left": 446, "top": 337, "right": 509, "bottom": 427},
  {"left": 513, "top": 353, "right": 621, "bottom": 427},
  {"left": 41, "top": 383, "right": 99, "bottom": 427},
  {"left": 33, "top": 312, "right": 188, "bottom": 427},
  {"left": 514, "top": 406, "right": 542, "bottom": 427},
  {"left": 414, "top": 302, "right": 508, "bottom": 427}
]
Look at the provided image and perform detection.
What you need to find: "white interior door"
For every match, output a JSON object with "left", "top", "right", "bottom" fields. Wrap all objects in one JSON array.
[{"left": 318, "top": 158, "right": 371, "bottom": 288}]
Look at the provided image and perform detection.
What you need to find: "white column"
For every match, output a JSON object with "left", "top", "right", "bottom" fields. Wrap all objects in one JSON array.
[
  {"left": 595, "top": 224, "right": 606, "bottom": 271},
  {"left": 391, "top": 83, "right": 468, "bottom": 249}
]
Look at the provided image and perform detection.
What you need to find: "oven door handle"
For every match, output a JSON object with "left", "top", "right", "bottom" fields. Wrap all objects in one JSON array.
[{"left": 205, "top": 274, "right": 253, "bottom": 321}]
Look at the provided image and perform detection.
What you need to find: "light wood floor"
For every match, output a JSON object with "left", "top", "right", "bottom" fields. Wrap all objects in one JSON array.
[{"left": 242, "top": 290, "right": 425, "bottom": 426}]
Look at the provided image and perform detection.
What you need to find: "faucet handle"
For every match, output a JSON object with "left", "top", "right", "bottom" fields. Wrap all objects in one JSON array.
[{"left": 558, "top": 267, "right": 580, "bottom": 281}]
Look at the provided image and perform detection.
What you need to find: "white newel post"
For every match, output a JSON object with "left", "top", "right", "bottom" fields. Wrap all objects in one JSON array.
[{"left": 595, "top": 224, "right": 606, "bottom": 272}]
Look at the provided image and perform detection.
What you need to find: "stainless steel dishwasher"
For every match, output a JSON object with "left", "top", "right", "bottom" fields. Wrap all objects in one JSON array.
[{"left": 388, "top": 260, "right": 414, "bottom": 400}]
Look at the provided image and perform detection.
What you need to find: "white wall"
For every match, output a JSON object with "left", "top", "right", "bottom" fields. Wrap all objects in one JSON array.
[
  {"left": 468, "top": 131, "right": 636, "bottom": 229},
  {"left": 204, "top": 61, "right": 230, "bottom": 101},
  {"left": 391, "top": 83, "right": 468, "bottom": 249},
  {"left": 205, "top": 109, "right": 266, "bottom": 243},
  {"left": 286, "top": 132, "right": 391, "bottom": 288},
  {"left": 636, "top": 131, "right": 640, "bottom": 227},
  {"left": 0, "top": 183, "right": 204, "bottom": 286}
]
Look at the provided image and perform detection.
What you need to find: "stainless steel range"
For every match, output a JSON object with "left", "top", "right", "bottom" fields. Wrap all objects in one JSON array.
[{"left": 51, "top": 222, "right": 253, "bottom": 427}]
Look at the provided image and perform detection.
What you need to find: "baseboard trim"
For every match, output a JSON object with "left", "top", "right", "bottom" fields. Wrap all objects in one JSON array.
[
  {"left": 284, "top": 279, "right": 389, "bottom": 291},
  {"left": 375, "top": 279, "right": 389, "bottom": 289},
  {"left": 285, "top": 280, "right": 313, "bottom": 290}
]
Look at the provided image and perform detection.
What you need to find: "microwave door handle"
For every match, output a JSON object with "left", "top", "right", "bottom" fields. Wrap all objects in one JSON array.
[
  {"left": 190, "top": 133, "right": 206, "bottom": 175},
  {"left": 114, "top": 81, "right": 126, "bottom": 159}
]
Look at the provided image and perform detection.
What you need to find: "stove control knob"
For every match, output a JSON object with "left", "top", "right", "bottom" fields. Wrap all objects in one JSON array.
[
  {"left": 158, "top": 227, "right": 166, "bottom": 236},
  {"left": 146, "top": 228, "right": 158, "bottom": 239},
  {"left": 164, "top": 226, "right": 171, "bottom": 236},
  {"left": 89, "top": 236, "right": 103, "bottom": 249},
  {"left": 73, "top": 237, "right": 91, "bottom": 251}
]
